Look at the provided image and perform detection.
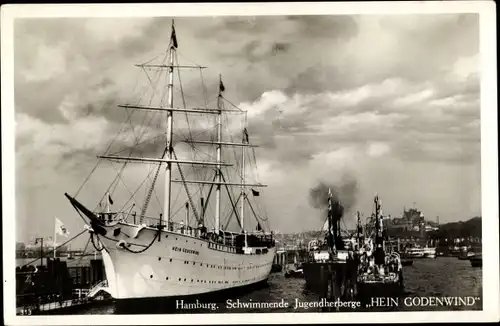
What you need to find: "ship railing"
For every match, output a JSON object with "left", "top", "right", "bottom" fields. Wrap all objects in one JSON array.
[{"left": 126, "top": 216, "right": 276, "bottom": 247}]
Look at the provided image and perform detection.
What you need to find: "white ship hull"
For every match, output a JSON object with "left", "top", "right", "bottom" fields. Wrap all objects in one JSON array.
[{"left": 94, "top": 222, "right": 276, "bottom": 300}]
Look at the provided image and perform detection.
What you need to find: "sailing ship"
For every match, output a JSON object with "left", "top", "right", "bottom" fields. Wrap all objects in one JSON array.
[{"left": 64, "top": 21, "right": 276, "bottom": 305}]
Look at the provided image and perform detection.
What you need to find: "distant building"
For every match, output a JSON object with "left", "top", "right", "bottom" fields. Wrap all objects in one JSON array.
[
  {"left": 386, "top": 207, "right": 439, "bottom": 233},
  {"left": 386, "top": 218, "right": 413, "bottom": 231}
]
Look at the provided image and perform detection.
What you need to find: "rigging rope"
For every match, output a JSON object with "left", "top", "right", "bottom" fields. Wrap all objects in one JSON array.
[
  {"left": 172, "top": 149, "right": 200, "bottom": 223},
  {"left": 220, "top": 172, "right": 242, "bottom": 230},
  {"left": 73, "top": 237, "right": 91, "bottom": 266},
  {"left": 224, "top": 194, "right": 242, "bottom": 230},
  {"left": 245, "top": 195, "right": 264, "bottom": 230},
  {"left": 93, "top": 62, "right": 167, "bottom": 212},
  {"left": 174, "top": 50, "right": 212, "bottom": 218},
  {"left": 139, "top": 148, "right": 166, "bottom": 224},
  {"left": 20, "top": 230, "right": 87, "bottom": 269}
]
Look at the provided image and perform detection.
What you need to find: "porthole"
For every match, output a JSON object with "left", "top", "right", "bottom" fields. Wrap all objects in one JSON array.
[
  {"left": 165, "top": 235, "right": 168, "bottom": 238},
  {"left": 150, "top": 275, "right": 153, "bottom": 278},
  {"left": 158, "top": 257, "right": 161, "bottom": 261},
  {"left": 166, "top": 277, "right": 169, "bottom": 280},
  {"left": 179, "top": 278, "right": 181, "bottom": 281},
  {"left": 184, "top": 278, "right": 186, "bottom": 281},
  {"left": 170, "top": 258, "right": 173, "bottom": 262}
]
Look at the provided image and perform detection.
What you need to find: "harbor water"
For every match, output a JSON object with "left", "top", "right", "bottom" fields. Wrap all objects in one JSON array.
[{"left": 17, "top": 256, "right": 482, "bottom": 314}]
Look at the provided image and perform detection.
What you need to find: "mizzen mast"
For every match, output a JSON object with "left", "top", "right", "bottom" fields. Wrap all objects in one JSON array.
[{"left": 240, "top": 115, "right": 248, "bottom": 233}]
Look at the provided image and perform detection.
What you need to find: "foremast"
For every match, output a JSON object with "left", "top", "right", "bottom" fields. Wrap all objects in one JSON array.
[{"left": 164, "top": 23, "right": 176, "bottom": 229}]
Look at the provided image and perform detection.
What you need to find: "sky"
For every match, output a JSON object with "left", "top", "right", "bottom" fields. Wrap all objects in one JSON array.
[{"left": 13, "top": 14, "right": 482, "bottom": 246}]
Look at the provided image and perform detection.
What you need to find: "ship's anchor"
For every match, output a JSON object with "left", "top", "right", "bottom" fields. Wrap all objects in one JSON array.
[{"left": 116, "top": 240, "right": 131, "bottom": 249}]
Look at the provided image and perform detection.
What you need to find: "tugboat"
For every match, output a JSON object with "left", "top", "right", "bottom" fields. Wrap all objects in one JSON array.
[
  {"left": 302, "top": 188, "right": 356, "bottom": 300},
  {"left": 356, "top": 195, "right": 404, "bottom": 304}
]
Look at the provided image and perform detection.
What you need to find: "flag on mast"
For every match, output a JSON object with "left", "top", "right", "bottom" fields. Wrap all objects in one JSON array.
[
  {"left": 243, "top": 128, "right": 249, "bottom": 143},
  {"left": 171, "top": 24, "right": 178, "bottom": 48},
  {"left": 219, "top": 79, "right": 225, "bottom": 93},
  {"left": 108, "top": 193, "right": 114, "bottom": 205},
  {"left": 55, "top": 218, "right": 70, "bottom": 237}
]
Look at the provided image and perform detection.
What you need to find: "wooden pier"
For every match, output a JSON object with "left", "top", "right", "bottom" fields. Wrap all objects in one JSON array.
[{"left": 16, "top": 257, "right": 110, "bottom": 315}]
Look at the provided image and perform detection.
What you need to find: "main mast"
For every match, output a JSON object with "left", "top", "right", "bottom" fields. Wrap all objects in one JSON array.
[
  {"left": 215, "top": 75, "right": 223, "bottom": 233},
  {"left": 163, "top": 22, "right": 176, "bottom": 228}
]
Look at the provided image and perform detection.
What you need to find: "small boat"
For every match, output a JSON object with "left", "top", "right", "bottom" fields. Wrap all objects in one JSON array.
[
  {"left": 423, "top": 247, "right": 436, "bottom": 259},
  {"left": 458, "top": 247, "right": 475, "bottom": 260},
  {"left": 401, "top": 258, "right": 413, "bottom": 266},
  {"left": 469, "top": 254, "right": 482, "bottom": 267},
  {"left": 284, "top": 268, "right": 303, "bottom": 278},
  {"left": 468, "top": 246, "right": 482, "bottom": 267},
  {"left": 404, "top": 247, "right": 425, "bottom": 258}
]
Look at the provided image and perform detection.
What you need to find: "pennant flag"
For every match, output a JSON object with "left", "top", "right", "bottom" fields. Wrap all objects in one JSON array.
[
  {"left": 243, "top": 128, "right": 249, "bottom": 143},
  {"left": 171, "top": 25, "right": 178, "bottom": 48},
  {"left": 108, "top": 193, "right": 114, "bottom": 205},
  {"left": 55, "top": 218, "right": 70, "bottom": 237},
  {"left": 219, "top": 79, "right": 225, "bottom": 93},
  {"left": 251, "top": 189, "right": 260, "bottom": 197}
]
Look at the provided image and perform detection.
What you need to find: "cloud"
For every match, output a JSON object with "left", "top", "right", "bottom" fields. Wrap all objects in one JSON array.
[
  {"left": 13, "top": 14, "right": 481, "bottom": 240},
  {"left": 367, "top": 142, "right": 391, "bottom": 158}
]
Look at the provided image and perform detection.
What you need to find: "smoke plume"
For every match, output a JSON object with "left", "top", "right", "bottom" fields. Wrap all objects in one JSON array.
[{"left": 308, "top": 176, "right": 358, "bottom": 220}]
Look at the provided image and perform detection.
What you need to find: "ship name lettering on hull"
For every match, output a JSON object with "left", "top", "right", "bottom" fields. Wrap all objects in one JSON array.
[{"left": 172, "top": 246, "right": 200, "bottom": 255}]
